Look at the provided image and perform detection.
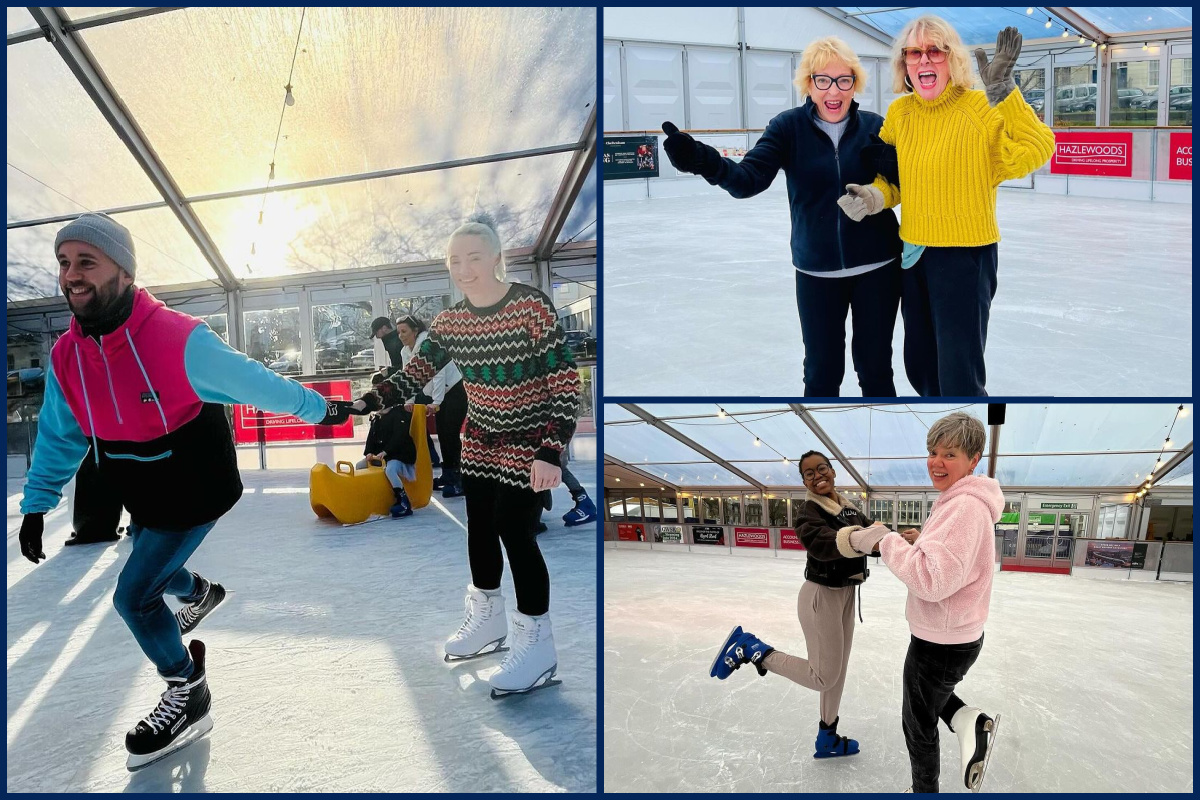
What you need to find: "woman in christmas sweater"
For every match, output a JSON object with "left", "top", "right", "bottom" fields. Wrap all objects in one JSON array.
[
  {"left": 375, "top": 214, "right": 581, "bottom": 696},
  {"left": 838, "top": 17, "right": 1055, "bottom": 397}
]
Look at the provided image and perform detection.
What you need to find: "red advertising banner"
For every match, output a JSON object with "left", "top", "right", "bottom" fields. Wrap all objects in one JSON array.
[
  {"left": 1050, "top": 131, "right": 1133, "bottom": 177},
  {"left": 233, "top": 380, "right": 355, "bottom": 444},
  {"left": 780, "top": 529, "right": 807, "bottom": 551},
  {"left": 734, "top": 527, "right": 770, "bottom": 548},
  {"left": 617, "top": 523, "right": 646, "bottom": 542},
  {"left": 1168, "top": 132, "right": 1192, "bottom": 181}
]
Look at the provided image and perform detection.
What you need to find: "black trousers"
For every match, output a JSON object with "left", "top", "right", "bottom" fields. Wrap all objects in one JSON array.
[
  {"left": 464, "top": 475, "right": 549, "bottom": 615},
  {"left": 794, "top": 260, "right": 901, "bottom": 397},
  {"left": 902, "top": 634, "right": 984, "bottom": 793},
  {"left": 436, "top": 381, "right": 468, "bottom": 472},
  {"left": 901, "top": 245, "right": 998, "bottom": 397},
  {"left": 72, "top": 448, "right": 123, "bottom": 539}
]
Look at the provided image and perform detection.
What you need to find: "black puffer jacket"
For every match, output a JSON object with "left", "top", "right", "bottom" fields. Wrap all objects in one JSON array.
[
  {"left": 363, "top": 407, "right": 416, "bottom": 465},
  {"left": 708, "top": 98, "right": 901, "bottom": 274},
  {"left": 794, "top": 492, "right": 873, "bottom": 588}
]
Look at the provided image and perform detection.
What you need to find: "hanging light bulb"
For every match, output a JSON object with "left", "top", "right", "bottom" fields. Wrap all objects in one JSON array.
[
  {"left": 1090, "top": 40, "right": 1098, "bottom": 49},
  {"left": 1142, "top": 42, "right": 1149, "bottom": 51},
  {"left": 753, "top": 437, "right": 761, "bottom": 447},
  {"left": 257, "top": 210, "right": 264, "bottom": 225},
  {"left": 284, "top": 83, "right": 295, "bottom": 106},
  {"left": 1061, "top": 28, "right": 1070, "bottom": 38},
  {"left": 1100, "top": 43, "right": 1107, "bottom": 51},
  {"left": 1078, "top": 35, "right": 1086, "bottom": 45},
  {"left": 1026, "top": 7, "right": 1034, "bottom": 15},
  {"left": 1179, "top": 406, "right": 1188, "bottom": 418},
  {"left": 717, "top": 408, "right": 726, "bottom": 418},
  {"left": 782, "top": 457, "right": 790, "bottom": 466},
  {"left": 250, "top": 242, "right": 256, "bottom": 256},
  {"left": 268, "top": 162, "right": 275, "bottom": 181},
  {"left": 1165, "top": 438, "right": 1172, "bottom": 447},
  {"left": 614, "top": 477, "right": 620, "bottom": 482},
  {"left": 1045, "top": 16, "right": 1053, "bottom": 28}
]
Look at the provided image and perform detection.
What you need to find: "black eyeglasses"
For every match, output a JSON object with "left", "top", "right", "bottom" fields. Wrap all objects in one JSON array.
[
  {"left": 812, "top": 74, "right": 855, "bottom": 91},
  {"left": 801, "top": 463, "right": 833, "bottom": 480}
]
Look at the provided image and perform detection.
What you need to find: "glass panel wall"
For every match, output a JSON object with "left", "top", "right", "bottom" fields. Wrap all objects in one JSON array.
[
  {"left": 1054, "top": 57, "right": 1098, "bottom": 127},
  {"left": 680, "top": 494, "right": 700, "bottom": 523},
  {"left": 1015, "top": 67, "right": 1047, "bottom": 123},
  {"left": 607, "top": 492, "right": 626, "bottom": 522},
  {"left": 722, "top": 494, "right": 741, "bottom": 526},
  {"left": 1110, "top": 59, "right": 1160, "bottom": 126},
  {"left": 701, "top": 496, "right": 721, "bottom": 524},
  {"left": 1169, "top": 56, "right": 1192, "bottom": 126},
  {"left": 312, "top": 300, "right": 374, "bottom": 374},
  {"left": 200, "top": 313, "right": 228, "bottom": 343},
  {"left": 661, "top": 494, "right": 679, "bottom": 522},
  {"left": 244, "top": 308, "right": 301, "bottom": 372},
  {"left": 744, "top": 493, "right": 764, "bottom": 526},
  {"left": 642, "top": 493, "right": 661, "bottom": 524},
  {"left": 767, "top": 495, "right": 788, "bottom": 527}
]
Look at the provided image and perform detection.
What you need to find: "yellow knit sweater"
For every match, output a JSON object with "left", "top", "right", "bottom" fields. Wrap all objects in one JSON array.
[{"left": 871, "top": 84, "right": 1055, "bottom": 247}]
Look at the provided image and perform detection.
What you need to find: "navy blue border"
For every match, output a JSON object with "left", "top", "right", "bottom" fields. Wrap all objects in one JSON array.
[{"left": 594, "top": 7, "right": 605, "bottom": 795}]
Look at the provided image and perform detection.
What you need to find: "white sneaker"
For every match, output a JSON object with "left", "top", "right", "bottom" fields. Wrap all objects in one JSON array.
[
  {"left": 950, "top": 705, "right": 999, "bottom": 791},
  {"left": 444, "top": 585, "right": 508, "bottom": 660},
  {"left": 488, "top": 611, "right": 558, "bottom": 694}
]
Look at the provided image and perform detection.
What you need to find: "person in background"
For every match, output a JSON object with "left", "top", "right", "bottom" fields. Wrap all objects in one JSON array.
[
  {"left": 371, "top": 316, "right": 442, "bottom": 474},
  {"left": 17, "top": 213, "right": 364, "bottom": 770},
  {"left": 356, "top": 372, "right": 417, "bottom": 519}
]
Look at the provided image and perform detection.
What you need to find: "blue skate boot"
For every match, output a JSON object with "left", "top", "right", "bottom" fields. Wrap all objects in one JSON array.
[
  {"left": 563, "top": 493, "right": 598, "bottom": 527},
  {"left": 814, "top": 716, "right": 860, "bottom": 759},
  {"left": 709, "top": 626, "right": 774, "bottom": 680},
  {"left": 390, "top": 487, "right": 413, "bottom": 519}
]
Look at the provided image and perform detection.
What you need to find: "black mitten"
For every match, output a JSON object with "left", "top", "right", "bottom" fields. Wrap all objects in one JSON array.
[
  {"left": 860, "top": 134, "right": 900, "bottom": 188},
  {"left": 662, "top": 122, "right": 723, "bottom": 179}
]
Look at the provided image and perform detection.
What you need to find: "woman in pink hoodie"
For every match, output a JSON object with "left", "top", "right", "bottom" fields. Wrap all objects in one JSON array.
[{"left": 845, "top": 412, "right": 1003, "bottom": 792}]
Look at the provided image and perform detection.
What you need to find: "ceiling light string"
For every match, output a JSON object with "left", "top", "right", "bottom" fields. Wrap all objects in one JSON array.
[
  {"left": 249, "top": 6, "right": 307, "bottom": 274},
  {"left": 1136, "top": 404, "right": 1186, "bottom": 499}
]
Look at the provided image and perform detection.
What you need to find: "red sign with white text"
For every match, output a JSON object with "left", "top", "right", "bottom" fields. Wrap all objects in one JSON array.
[
  {"left": 1050, "top": 131, "right": 1133, "bottom": 177},
  {"left": 1168, "top": 132, "right": 1192, "bottom": 180},
  {"left": 734, "top": 527, "right": 770, "bottom": 548},
  {"left": 233, "top": 380, "right": 354, "bottom": 443},
  {"left": 780, "top": 529, "right": 808, "bottom": 551},
  {"left": 617, "top": 523, "right": 645, "bottom": 542}
]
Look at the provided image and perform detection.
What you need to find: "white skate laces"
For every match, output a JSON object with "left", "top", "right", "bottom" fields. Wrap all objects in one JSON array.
[
  {"left": 142, "top": 680, "right": 190, "bottom": 733},
  {"left": 455, "top": 591, "right": 495, "bottom": 639}
]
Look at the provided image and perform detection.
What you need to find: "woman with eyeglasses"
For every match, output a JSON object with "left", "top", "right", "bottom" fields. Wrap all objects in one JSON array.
[
  {"left": 661, "top": 36, "right": 902, "bottom": 397},
  {"left": 837, "top": 17, "right": 1055, "bottom": 397},
  {"left": 709, "top": 450, "right": 878, "bottom": 759}
]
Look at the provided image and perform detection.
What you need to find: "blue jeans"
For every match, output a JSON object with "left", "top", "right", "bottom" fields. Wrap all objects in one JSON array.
[{"left": 113, "top": 520, "right": 216, "bottom": 679}]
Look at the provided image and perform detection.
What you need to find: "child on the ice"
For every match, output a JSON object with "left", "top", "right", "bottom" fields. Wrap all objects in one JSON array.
[
  {"left": 709, "top": 449, "right": 877, "bottom": 759},
  {"left": 845, "top": 412, "right": 1003, "bottom": 792},
  {"left": 355, "top": 372, "right": 417, "bottom": 519}
]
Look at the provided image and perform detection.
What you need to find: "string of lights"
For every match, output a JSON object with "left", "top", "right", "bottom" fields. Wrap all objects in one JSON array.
[{"left": 1135, "top": 404, "right": 1188, "bottom": 499}]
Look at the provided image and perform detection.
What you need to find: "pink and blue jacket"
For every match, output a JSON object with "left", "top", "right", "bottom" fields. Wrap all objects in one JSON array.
[{"left": 21, "top": 287, "right": 329, "bottom": 530}]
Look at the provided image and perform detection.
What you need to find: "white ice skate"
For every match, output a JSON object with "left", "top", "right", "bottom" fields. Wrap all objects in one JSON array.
[
  {"left": 950, "top": 705, "right": 1001, "bottom": 792},
  {"left": 488, "top": 611, "right": 561, "bottom": 699},
  {"left": 444, "top": 585, "right": 509, "bottom": 662}
]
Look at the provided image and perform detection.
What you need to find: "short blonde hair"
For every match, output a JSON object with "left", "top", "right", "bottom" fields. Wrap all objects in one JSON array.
[
  {"left": 448, "top": 214, "right": 506, "bottom": 282},
  {"left": 927, "top": 412, "right": 987, "bottom": 459},
  {"left": 888, "top": 14, "right": 977, "bottom": 95},
  {"left": 795, "top": 36, "right": 868, "bottom": 99}
]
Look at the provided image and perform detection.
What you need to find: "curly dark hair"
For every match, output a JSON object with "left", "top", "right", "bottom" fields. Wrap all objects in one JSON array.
[{"left": 798, "top": 450, "right": 833, "bottom": 473}]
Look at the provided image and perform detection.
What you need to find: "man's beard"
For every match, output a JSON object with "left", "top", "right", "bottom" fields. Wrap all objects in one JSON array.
[{"left": 66, "top": 273, "right": 126, "bottom": 322}]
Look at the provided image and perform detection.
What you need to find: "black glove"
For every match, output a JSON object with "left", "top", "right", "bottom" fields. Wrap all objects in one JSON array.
[
  {"left": 19, "top": 513, "right": 46, "bottom": 564},
  {"left": 318, "top": 400, "right": 358, "bottom": 426},
  {"left": 861, "top": 134, "right": 900, "bottom": 188},
  {"left": 359, "top": 391, "right": 382, "bottom": 412},
  {"left": 661, "top": 121, "right": 723, "bottom": 179}
]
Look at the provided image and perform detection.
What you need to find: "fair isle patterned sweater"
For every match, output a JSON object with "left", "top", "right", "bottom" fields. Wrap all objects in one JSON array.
[{"left": 383, "top": 283, "right": 581, "bottom": 490}]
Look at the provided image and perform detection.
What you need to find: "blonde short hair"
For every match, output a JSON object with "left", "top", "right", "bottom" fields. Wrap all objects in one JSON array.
[
  {"left": 927, "top": 412, "right": 987, "bottom": 459},
  {"left": 795, "top": 36, "right": 868, "bottom": 99},
  {"left": 888, "top": 14, "right": 977, "bottom": 95},
  {"left": 448, "top": 214, "right": 506, "bottom": 282}
]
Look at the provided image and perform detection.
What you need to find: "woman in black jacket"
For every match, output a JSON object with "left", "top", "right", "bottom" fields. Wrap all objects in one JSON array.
[
  {"left": 356, "top": 375, "right": 419, "bottom": 518},
  {"left": 662, "top": 36, "right": 901, "bottom": 397},
  {"left": 709, "top": 450, "right": 877, "bottom": 758}
]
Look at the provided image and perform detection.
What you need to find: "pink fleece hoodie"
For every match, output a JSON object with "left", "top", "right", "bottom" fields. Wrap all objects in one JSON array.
[{"left": 854, "top": 475, "right": 1004, "bottom": 644}]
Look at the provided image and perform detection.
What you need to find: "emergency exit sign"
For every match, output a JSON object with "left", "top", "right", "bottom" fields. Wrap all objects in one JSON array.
[{"left": 1041, "top": 503, "right": 1077, "bottom": 509}]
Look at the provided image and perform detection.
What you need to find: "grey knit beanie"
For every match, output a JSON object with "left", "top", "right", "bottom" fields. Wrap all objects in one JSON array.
[{"left": 54, "top": 213, "right": 137, "bottom": 279}]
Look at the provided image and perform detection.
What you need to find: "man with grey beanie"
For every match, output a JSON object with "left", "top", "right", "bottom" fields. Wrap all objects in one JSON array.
[{"left": 16, "top": 212, "right": 370, "bottom": 770}]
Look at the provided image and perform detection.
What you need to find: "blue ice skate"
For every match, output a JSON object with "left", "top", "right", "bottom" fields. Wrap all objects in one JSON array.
[
  {"left": 814, "top": 715, "right": 860, "bottom": 758},
  {"left": 709, "top": 626, "right": 774, "bottom": 680},
  {"left": 563, "top": 494, "right": 598, "bottom": 527}
]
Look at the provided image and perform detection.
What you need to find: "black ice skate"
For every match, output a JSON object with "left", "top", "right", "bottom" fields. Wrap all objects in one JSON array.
[
  {"left": 125, "top": 640, "right": 213, "bottom": 771},
  {"left": 950, "top": 705, "right": 1002, "bottom": 792},
  {"left": 175, "top": 575, "right": 227, "bottom": 635}
]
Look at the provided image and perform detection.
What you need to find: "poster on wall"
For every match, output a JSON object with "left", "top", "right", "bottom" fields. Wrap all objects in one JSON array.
[
  {"left": 603, "top": 136, "right": 660, "bottom": 180},
  {"left": 692, "top": 525, "right": 725, "bottom": 545},
  {"left": 656, "top": 524, "right": 684, "bottom": 543},
  {"left": 1084, "top": 540, "right": 1135, "bottom": 568},
  {"left": 780, "top": 529, "right": 807, "bottom": 551},
  {"left": 1131, "top": 542, "right": 1148, "bottom": 569},
  {"left": 734, "top": 527, "right": 770, "bottom": 548},
  {"left": 1168, "top": 132, "right": 1191, "bottom": 181},
  {"left": 233, "top": 380, "right": 354, "bottom": 444},
  {"left": 617, "top": 523, "right": 646, "bottom": 542},
  {"left": 1049, "top": 131, "right": 1134, "bottom": 177}
]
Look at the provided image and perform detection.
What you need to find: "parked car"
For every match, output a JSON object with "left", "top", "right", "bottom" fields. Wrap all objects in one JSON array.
[
  {"left": 1055, "top": 83, "right": 1097, "bottom": 114},
  {"left": 350, "top": 348, "right": 377, "bottom": 369},
  {"left": 1022, "top": 88, "right": 1045, "bottom": 113},
  {"left": 315, "top": 346, "right": 350, "bottom": 372},
  {"left": 1169, "top": 89, "right": 1191, "bottom": 112},
  {"left": 1116, "top": 88, "right": 1147, "bottom": 108},
  {"left": 564, "top": 330, "right": 596, "bottom": 360},
  {"left": 267, "top": 351, "right": 301, "bottom": 375}
]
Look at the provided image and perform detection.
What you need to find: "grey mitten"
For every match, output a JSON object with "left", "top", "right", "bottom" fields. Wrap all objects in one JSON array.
[
  {"left": 975, "top": 26, "right": 1021, "bottom": 106},
  {"left": 849, "top": 524, "right": 889, "bottom": 555},
  {"left": 837, "top": 183, "right": 885, "bottom": 222}
]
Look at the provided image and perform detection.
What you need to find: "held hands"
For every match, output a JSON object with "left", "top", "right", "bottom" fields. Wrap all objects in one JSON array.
[
  {"left": 318, "top": 397, "right": 374, "bottom": 426},
  {"left": 975, "top": 27, "right": 1021, "bottom": 106},
  {"left": 661, "top": 121, "right": 723, "bottom": 179},
  {"left": 19, "top": 513, "right": 46, "bottom": 564},
  {"left": 428, "top": 404, "right": 440, "bottom": 414},
  {"left": 530, "top": 459, "right": 562, "bottom": 492},
  {"left": 837, "top": 183, "right": 885, "bottom": 221}
]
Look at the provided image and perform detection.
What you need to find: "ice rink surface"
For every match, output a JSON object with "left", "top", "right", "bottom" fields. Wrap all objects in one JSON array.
[
  {"left": 602, "top": 188, "right": 1192, "bottom": 397},
  {"left": 7, "top": 450, "right": 597, "bottom": 793},
  {"left": 603, "top": 547, "right": 1194, "bottom": 793}
]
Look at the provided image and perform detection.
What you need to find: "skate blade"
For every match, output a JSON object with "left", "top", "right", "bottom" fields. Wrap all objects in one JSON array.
[
  {"left": 126, "top": 714, "right": 213, "bottom": 772},
  {"left": 444, "top": 644, "right": 509, "bottom": 663},
  {"left": 969, "top": 713, "right": 1000, "bottom": 793},
  {"left": 708, "top": 625, "right": 742, "bottom": 678},
  {"left": 489, "top": 666, "right": 561, "bottom": 699}
]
